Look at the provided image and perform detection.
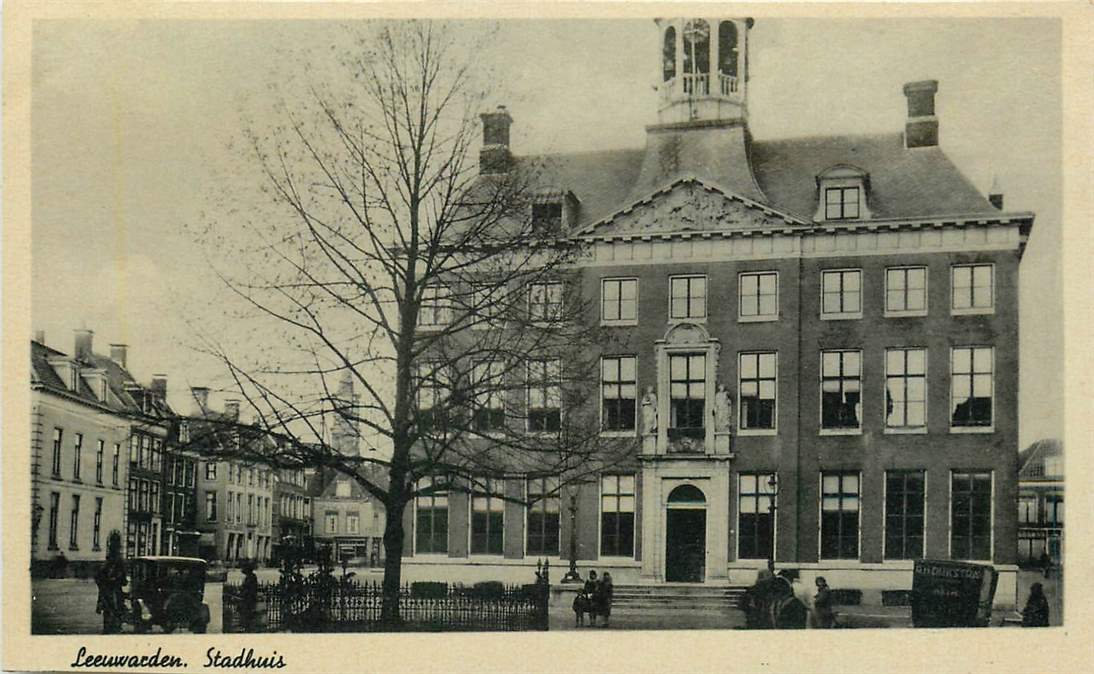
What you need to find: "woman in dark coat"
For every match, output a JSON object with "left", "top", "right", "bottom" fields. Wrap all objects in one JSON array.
[
  {"left": 94, "top": 531, "right": 127, "bottom": 634},
  {"left": 596, "top": 572, "right": 614, "bottom": 627},
  {"left": 811, "top": 576, "right": 836, "bottom": 628},
  {"left": 572, "top": 570, "right": 598, "bottom": 626},
  {"left": 1021, "top": 582, "right": 1050, "bottom": 627}
]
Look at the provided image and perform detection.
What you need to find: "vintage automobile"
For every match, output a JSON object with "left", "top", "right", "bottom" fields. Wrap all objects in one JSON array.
[{"left": 128, "top": 556, "right": 211, "bottom": 633}]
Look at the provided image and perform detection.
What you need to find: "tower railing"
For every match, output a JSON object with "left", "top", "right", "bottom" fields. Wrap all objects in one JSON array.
[
  {"left": 719, "top": 73, "right": 739, "bottom": 95},
  {"left": 682, "top": 72, "right": 709, "bottom": 96}
]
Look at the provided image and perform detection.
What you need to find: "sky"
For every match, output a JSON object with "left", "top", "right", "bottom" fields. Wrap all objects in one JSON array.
[{"left": 30, "top": 17, "right": 1062, "bottom": 447}]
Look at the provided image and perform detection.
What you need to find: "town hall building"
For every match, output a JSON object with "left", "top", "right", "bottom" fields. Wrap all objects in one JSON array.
[{"left": 402, "top": 17, "right": 1032, "bottom": 607}]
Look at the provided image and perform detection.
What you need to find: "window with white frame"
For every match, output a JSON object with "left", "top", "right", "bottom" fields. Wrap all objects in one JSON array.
[
  {"left": 420, "top": 284, "right": 451, "bottom": 328},
  {"left": 416, "top": 362, "right": 448, "bottom": 433},
  {"left": 951, "top": 347, "right": 993, "bottom": 428},
  {"left": 69, "top": 495, "right": 81, "bottom": 550},
  {"left": 527, "top": 359, "right": 561, "bottom": 432},
  {"left": 95, "top": 439, "right": 104, "bottom": 484},
  {"left": 739, "top": 271, "right": 778, "bottom": 320},
  {"left": 601, "top": 356, "right": 637, "bottom": 433},
  {"left": 821, "top": 350, "right": 862, "bottom": 430},
  {"left": 600, "top": 475, "right": 635, "bottom": 557},
  {"left": 415, "top": 476, "right": 448, "bottom": 554},
  {"left": 471, "top": 478, "right": 504, "bottom": 555},
  {"left": 821, "top": 472, "right": 859, "bottom": 559},
  {"left": 325, "top": 511, "right": 338, "bottom": 535},
  {"left": 737, "top": 473, "right": 775, "bottom": 560},
  {"left": 951, "top": 264, "right": 994, "bottom": 313},
  {"left": 73, "top": 433, "right": 83, "bottom": 480},
  {"left": 824, "top": 186, "right": 861, "bottom": 220},
  {"left": 346, "top": 513, "right": 360, "bottom": 535},
  {"left": 528, "top": 282, "right": 563, "bottom": 323},
  {"left": 886, "top": 267, "right": 927, "bottom": 315},
  {"left": 470, "top": 282, "right": 503, "bottom": 329},
  {"left": 601, "top": 278, "right": 638, "bottom": 323},
  {"left": 821, "top": 270, "right": 862, "bottom": 318},
  {"left": 526, "top": 476, "right": 560, "bottom": 556},
  {"left": 670, "top": 275, "right": 707, "bottom": 320},
  {"left": 951, "top": 472, "right": 992, "bottom": 560},
  {"left": 1045, "top": 494, "right": 1063, "bottom": 526},
  {"left": 886, "top": 348, "right": 926, "bottom": 429},
  {"left": 52, "top": 428, "right": 63, "bottom": 477},
  {"left": 739, "top": 352, "right": 776, "bottom": 431},
  {"left": 1017, "top": 495, "right": 1037, "bottom": 524},
  {"left": 885, "top": 470, "right": 925, "bottom": 560},
  {"left": 669, "top": 354, "right": 706, "bottom": 437},
  {"left": 472, "top": 360, "right": 505, "bottom": 432},
  {"left": 205, "top": 463, "right": 217, "bottom": 480}
]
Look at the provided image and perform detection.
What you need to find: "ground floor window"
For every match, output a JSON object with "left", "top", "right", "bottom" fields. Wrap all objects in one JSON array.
[
  {"left": 471, "top": 479, "right": 504, "bottom": 555},
  {"left": 600, "top": 474, "right": 635, "bottom": 557},
  {"left": 884, "top": 470, "right": 925, "bottom": 560},
  {"left": 47, "top": 492, "right": 60, "bottom": 549},
  {"left": 416, "top": 476, "right": 449, "bottom": 554},
  {"left": 526, "top": 477, "right": 560, "bottom": 556},
  {"left": 820, "top": 472, "right": 859, "bottom": 559},
  {"left": 951, "top": 471, "right": 992, "bottom": 560},
  {"left": 737, "top": 473, "right": 775, "bottom": 560}
]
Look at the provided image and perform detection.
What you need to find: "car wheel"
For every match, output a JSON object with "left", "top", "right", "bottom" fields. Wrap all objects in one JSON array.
[{"left": 191, "top": 621, "right": 207, "bottom": 634}]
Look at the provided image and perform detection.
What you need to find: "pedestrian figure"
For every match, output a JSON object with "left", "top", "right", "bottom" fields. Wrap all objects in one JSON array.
[
  {"left": 1039, "top": 551, "right": 1053, "bottom": 579},
  {"left": 240, "top": 560, "right": 259, "bottom": 632},
  {"left": 94, "top": 531, "right": 127, "bottom": 634},
  {"left": 769, "top": 574, "right": 806, "bottom": 629},
  {"left": 596, "top": 572, "right": 614, "bottom": 627},
  {"left": 743, "top": 569, "right": 776, "bottom": 629},
  {"left": 811, "top": 576, "right": 836, "bottom": 628},
  {"left": 577, "top": 570, "right": 599, "bottom": 626},
  {"left": 1021, "top": 582, "right": 1050, "bottom": 627}
]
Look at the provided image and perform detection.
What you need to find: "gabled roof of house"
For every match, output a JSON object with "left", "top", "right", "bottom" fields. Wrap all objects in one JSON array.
[{"left": 1019, "top": 438, "right": 1063, "bottom": 480}]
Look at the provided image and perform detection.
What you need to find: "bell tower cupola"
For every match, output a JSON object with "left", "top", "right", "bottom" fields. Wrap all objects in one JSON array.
[{"left": 656, "top": 17, "right": 752, "bottom": 125}]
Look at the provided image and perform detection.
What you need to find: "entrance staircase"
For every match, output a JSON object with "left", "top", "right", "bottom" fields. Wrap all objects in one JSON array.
[{"left": 610, "top": 584, "right": 749, "bottom": 611}]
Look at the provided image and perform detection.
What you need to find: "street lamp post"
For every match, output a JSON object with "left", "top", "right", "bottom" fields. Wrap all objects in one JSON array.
[
  {"left": 767, "top": 474, "right": 778, "bottom": 574},
  {"left": 562, "top": 482, "right": 582, "bottom": 583}
]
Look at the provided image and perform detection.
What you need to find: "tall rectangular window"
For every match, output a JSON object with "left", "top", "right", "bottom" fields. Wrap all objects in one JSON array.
[
  {"left": 669, "top": 354, "right": 705, "bottom": 436},
  {"left": 951, "top": 347, "right": 993, "bottom": 427},
  {"left": 72, "top": 433, "right": 83, "bottom": 480},
  {"left": 951, "top": 472, "right": 992, "bottom": 560},
  {"left": 1045, "top": 494, "right": 1063, "bottom": 526},
  {"left": 821, "top": 472, "right": 859, "bottom": 559},
  {"left": 205, "top": 492, "right": 217, "bottom": 521},
  {"left": 139, "top": 435, "right": 149, "bottom": 469},
  {"left": 205, "top": 463, "right": 217, "bottom": 480},
  {"left": 738, "top": 473, "right": 775, "bottom": 560},
  {"left": 885, "top": 470, "right": 925, "bottom": 560},
  {"left": 821, "top": 270, "right": 862, "bottom": 317},
  {"left": 886, "top": 348, "right": 927, "bottom": 429},
  {"left": 186, "top": 461, "right": 195, "bottom": 487},
  {"left": 601, "top": 278, "right": 638, "bottom": 323},
  {"left": 236, "top": 493, "right": 242, "bottom": 523},
  {"left": 95, "top": 440, "right": 104, "bottom": 484},
  {"left": 93, "top": 497, "right": 103, "bottom": 550},
  {"left": 416, "top": 362, "right": 448, "bottom": 433},
  {"left": 528, "top": 282, "right": 563, "bottom": 322},
  {"left": 601, "top": 356, "right": 637, "bottom": 432},
  {"left": 670, "top": 275, "right": 706, "bottom": 320},
  {"left": 1017, "top": 495, "right": 1037, "bottom": 524},
  {"left": 469, "top": 283, "right": 504, "bottom": 330},
  {"left": 739, "top": 272, "right": 778, "bottom": 320},
  {"left": 739, "top": 352, "right": 776, "bottom": 430},
  {"left": 346, "top": 513, "right": 360, "bottom": 534},
  {"left": 325, "top": 512, "right": 338, "bottom": 534},
  {"left": 69, "top": 495, "right": 81, "bottom": 550},
  {"left": 472, "top": 360, "right": 505, "bottom": 432},
  {"left": 51, "top": 428, "right": 63, "bottom": 477},
  {"left": 825, "top": 186, "right": 860, "bottom": 220},
  {"left": 531, "top": 201, "right": 563, "bottom": 235},
  {"left": 821, "top": 350, "right": 862, "bottom": 430},
  {"left": 527, "top": 359, "right": 561, "bottom": 432},
  {"left": 951, "top": 264, "right": 994, "bottom": 312},
  {"left": 471, "top": 479, "right": 504, "bottom": 555},
  {"left": 415, "top": 476, "right": 448, "bottom": 554},
  {"left": 112, "top": 444, "right": 120, "bottom": 486},
  {"left": 48, "top": 492, "right": 60, "bottom": 549},
  {"left": 886, "top": 267, "right": 927, "bottom": 315},
  {"left": 600, "top": 475, "right": 635, "bottom": 557},
  {"left": 129, "top": 435, "right": 138, "bottom": 468},
  {"left": 526, "top": 477, "right": 560, "bottom": 556},
  {"left": 419, "top": 285, "right": 451, "bottom": 328},
  {"left": 151, "top": 482, "right": 160, "bottom": 514},
  {"left": 128, "top": 479, "right": 137, "bottom": 511}
]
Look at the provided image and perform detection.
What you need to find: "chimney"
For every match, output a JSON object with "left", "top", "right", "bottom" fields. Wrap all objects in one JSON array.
[
  {"left": 903, "top": 80, "right": 939, "bottom": 148},
  {"left": 150, "top": 374, "right": 167, "bottom": 401},
  {"left": 479, "top": 105, "right": 513, "bottom": 174},
  {"left": 74, "top": 329, "right": 94, "bottom": 362},
  {"left": 988, "top": 175, "right": 1004, "bottom": 210},
  {"left": 109, "top": 344, "right": 129, "bottom": 369},
  {"left": 224, "top": 399, "right": 241, "bottom": 421},
  {"left": 190, "top": 386, "right": 210, "bottom": 415},
  {"left": 34, "top": 330, "right": 45, "bottom": 345}
]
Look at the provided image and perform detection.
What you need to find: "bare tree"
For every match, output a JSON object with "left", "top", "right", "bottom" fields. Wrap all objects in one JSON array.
[{"left": 189, "top": 21, "right": 628, "bottom": 623}]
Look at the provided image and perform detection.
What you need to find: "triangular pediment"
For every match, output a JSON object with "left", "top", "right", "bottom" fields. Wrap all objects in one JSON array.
[{"left": 578, "top": 176, "right": 807, "bottom": 238}]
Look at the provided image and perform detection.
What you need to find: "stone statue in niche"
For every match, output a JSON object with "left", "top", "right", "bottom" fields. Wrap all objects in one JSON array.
[
  {"left": 713, "top": 384, "right": 732, "bottom": 433},
  {"left": 640, "top": 386, "right": 658, "bottom": 435}
]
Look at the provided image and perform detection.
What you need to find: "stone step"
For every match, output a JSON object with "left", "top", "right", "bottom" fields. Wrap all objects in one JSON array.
[{"left": 607, "top": 584, "right": 749, "bottom": 609}]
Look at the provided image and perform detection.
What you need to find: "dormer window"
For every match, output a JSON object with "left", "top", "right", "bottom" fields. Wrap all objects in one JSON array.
[
  {"left": 815, "top": 164, "right": 871, "bottom": 222},
  {"left": 531, "top": 201, "right": 563, "bottom": 236}
]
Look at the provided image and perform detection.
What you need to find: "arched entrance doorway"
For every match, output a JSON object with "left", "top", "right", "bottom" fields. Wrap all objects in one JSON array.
[{"left": 665, "top": 484, "right": 707, "bottom": 582}]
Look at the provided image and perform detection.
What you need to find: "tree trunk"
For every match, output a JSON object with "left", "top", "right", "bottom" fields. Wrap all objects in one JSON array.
[{"left": 380, "top": 498, "right": 407, "bottom": 626}]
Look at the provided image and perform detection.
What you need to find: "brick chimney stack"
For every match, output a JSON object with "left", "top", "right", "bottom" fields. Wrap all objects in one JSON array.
[
  {"left": 191, "top": 386, "right": 210, "bottom": 415},
  {"left": 224, "top": 399, "right": 241, "bottom": 421},
  {"left": 903, "top": 80, "right": 939, "bottom": 148},
  {"left": 988, "top": 175, "right": 1004, "bottom": 210},
  {"left": 110, "top": 344, "right": 129, "bottom": 369},
  {"left": 74, "top": 329, "right": 94, "bottom": 362},
  {"left": 479, "top": 105, "right": 513, "bottom": 174}
]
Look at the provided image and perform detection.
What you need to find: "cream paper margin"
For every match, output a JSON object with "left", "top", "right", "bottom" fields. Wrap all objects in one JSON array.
[{"left": 2, "top": 2, "right": 1090, "bottom": 672}]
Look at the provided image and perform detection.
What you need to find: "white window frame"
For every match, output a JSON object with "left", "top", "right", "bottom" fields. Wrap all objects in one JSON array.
[
  {"left": 823, "top": 185, "right": 862, "bottom": 221},
  {"left": 469, "top": 282, "right": 505, "bottom": 331},
  {"left": 735, "top": 472, "right": 777, "bottom": 561},
  {"left": 600, "top": 277, "right": 639, "bottom": 326},
  {"left": 324, "top": 512, "right": 338, "bottom": 535},
  {"left": 418, "top": 284, "right": 451, "bottom": 330},
  {"left": 819, "top": 349, "right": 863, "bottom": 436},
  {"left": 737, "top": 351, "right": 777, "bottom": 436},
  {"left": 882, "top": 469, "right": 927, "bottom": 561},
  {"left": 668, "top": 274, "right": 707, "bottom": 322},
  {"left": 947, "top": 470, "right": 994, "bottom": 562},
  {"left": 526, "top": 358, "right": 562, "bottom": 434},
  {"left": 600, "top": 355, "right": 638, "bottom": 437},
  {"left": 468, "top": 478, "right": 506, "bottom": 558},
  {"left": 949, "top": 346, "right": 995, "bottom": 434},
  {"left": 884, "top": 347, "right": 928, "bottom": 434},
  {"left": 413, "top": 476, "right": 449, "bottom": 557},
  {"left": 950, "top": 263, "right": 995, "bottom": 316},
  {"left": 524, "top": 476, "right": 561, "bottom": 558},
  {"left": 737, "top": 271, "right": 779, "bottom": 322},
  {"left": 885, "top": 266, "right": 929, "bottom": 318},
  {"left": 598, "top": 473, "right": 637, "bottom": 559},
  {"left": 820, "top": 269, "right": 863, "bottom": 320},
  {"left": 527, "top": 281, "right": 563, "bottom": 325},
  {"left": 818, "top": 471, "right": 862, "bottom": 561}
]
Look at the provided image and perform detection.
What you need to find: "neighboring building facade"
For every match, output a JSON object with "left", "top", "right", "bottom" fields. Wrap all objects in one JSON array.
[
  {"left": 30, "top": 330, "right": 169, "bottom": 573},
  {"left": 401, "top": 18, "right": 1033, "bottom": 606},
  {"left": 309, "top": 468, "right": 385, "bottom": 565},
  {"left": 1017, "top": 439, "right": 1063, "bottom": 565},
  {"left": 161, "top": 433, "right": 199, "bottom": 557},
  {"left": 273, "top": 466, "right": 313, "bottom": 562}
]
